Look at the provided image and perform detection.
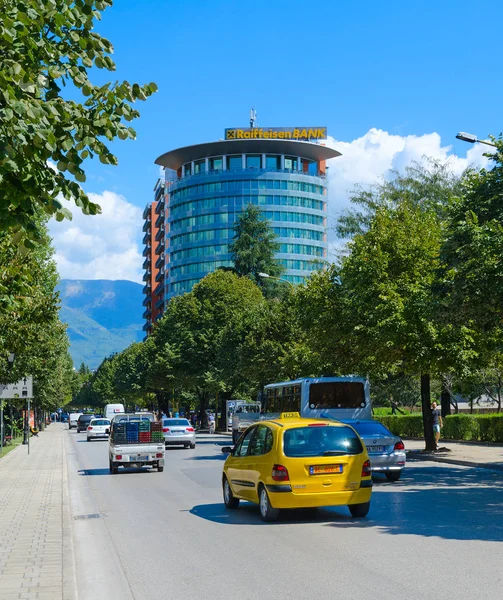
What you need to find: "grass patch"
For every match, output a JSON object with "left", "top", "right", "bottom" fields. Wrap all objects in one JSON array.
[{"left": 0, "top": 435, "right": 24, "bottom": 460}]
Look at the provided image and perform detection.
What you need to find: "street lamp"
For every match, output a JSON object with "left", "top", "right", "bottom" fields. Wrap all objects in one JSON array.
[
  {"left": 258, "top": 272, "right": 294, "bottom": 288},
  {"left": 455, "top": 132, "right": 497, "bottom": 148}
]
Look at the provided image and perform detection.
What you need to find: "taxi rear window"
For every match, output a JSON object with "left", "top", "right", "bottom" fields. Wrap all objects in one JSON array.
[{"left": 283, "top": 426, "right": 363, "bottom": 457}]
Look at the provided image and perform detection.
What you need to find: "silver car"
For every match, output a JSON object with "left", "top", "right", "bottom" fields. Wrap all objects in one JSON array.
[
  {"left": 345, "top": 420, "right": 406, "bottom": 481},
  {"left": 163, "top": 418, "right": 196, "bottom": 449}
]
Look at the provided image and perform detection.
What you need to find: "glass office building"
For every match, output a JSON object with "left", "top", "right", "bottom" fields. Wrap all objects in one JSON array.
[{"left": 148, "top": 132, "right": 340, "bottom": 310}]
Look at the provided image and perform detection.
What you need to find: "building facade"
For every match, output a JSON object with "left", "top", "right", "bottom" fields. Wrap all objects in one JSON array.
[{"left": 143, "top": 127, "right": 340, "bottom": 328}]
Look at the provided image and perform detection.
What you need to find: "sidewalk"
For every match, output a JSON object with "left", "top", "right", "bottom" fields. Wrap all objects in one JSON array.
[
  {"left": 0, "top": 423, "right": 76, "bottom": 600},
  {"left": 405, "top": 438, "right": 503, "bottom": 471}
]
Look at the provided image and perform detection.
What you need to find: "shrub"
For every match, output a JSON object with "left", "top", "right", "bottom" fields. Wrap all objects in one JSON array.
[{"left": 377, "top": 413, "right": 503, "bottom": 442}]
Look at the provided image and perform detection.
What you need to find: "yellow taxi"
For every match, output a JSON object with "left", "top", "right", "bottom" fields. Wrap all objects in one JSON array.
[{"left": 221, "top": 413, "right": 372, "bottom": 521}]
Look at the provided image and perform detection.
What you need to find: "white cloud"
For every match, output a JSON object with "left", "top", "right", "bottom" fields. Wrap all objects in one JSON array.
[
  {"left": 49, "top": 190, "right": 143, "bottom": 283},
  {"left": 325, "top": 128, "right": 490, "bottom": 242}
]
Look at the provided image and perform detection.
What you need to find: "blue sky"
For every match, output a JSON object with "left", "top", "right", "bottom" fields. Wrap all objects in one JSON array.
[{"left": 49, "top": 0, "right": 502, "bottom": 282}]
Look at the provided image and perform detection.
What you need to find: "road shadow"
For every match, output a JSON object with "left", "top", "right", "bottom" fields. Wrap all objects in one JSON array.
[
  {"left": 189, "top": 465, "right": 503, "bottom": 541},
  {"left": 193, "top": 439, "right": 231, "bottom": 446},
  {"left": 189, "top": 502, "right": 350, "bottom": 526},
  {"left": 185, "top": 454, "right": 227, "bottom": 461},
  {"left": 78, "top": 468, "right": 156, "bottom": 476}
]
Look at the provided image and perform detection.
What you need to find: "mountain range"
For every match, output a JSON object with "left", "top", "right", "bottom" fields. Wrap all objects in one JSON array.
[{"left": 56, "top": 280, "right": 145, "bottom": 369}]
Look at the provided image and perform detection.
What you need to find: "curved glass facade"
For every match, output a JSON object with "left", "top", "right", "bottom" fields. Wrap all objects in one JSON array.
[{"left": 161, "top": 151, "right": 329, "bottom": 300}]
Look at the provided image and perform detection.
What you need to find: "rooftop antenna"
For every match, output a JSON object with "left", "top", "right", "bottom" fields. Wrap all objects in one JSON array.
[{"left": 250, "top": 107, "right": 257, "bottom": 128}]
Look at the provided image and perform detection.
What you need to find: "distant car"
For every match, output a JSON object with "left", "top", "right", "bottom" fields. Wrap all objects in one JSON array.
[
  {"left": 77, "top": 414, "right": 95, "bottom": 433},
  {"left": 87, "top": 418, "right": 111, "bottom": 442},
  {"left": 221, "top": 413, "right": 372, "bottom": 522},
  {"left": 69, "top": 412, "right": 83, "bottom": 429},
  {"left": 343, "top": 420, "right": 406, "bottom": 482},
  {"left": 61, "top": 412, "right": 69, "bottom": 423},
  {"left": 163, "top": 418, "right": 196, "bottom": 449}
]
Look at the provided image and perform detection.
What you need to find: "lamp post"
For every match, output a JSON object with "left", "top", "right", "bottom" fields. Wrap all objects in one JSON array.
[
  {"left": 0, "top": 353, "right": 15, "bottom": 454},
  {"left": 455, "top": 132, "right": 497, "bottom": 148},
  {"left": 257, "top": 272, "right": 294, "bottom": 288}
]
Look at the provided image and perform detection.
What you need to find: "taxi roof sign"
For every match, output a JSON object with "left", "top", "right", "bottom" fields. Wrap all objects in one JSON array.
[{"left": 280, "top": 412, "right": 300, "bottom": 419}]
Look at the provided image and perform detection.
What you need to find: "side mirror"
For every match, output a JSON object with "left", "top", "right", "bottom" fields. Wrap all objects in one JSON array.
[{"left": 221, "top": 446, "right": 233, "bottom": 454}]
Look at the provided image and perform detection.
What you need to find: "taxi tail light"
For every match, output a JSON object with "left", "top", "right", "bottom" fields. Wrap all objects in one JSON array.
[
  {"left": 361, "top": 460, "right": 371, "bottom": 477},
  {"left": 186, "top": 427, "right": 195, "bottom": 432},
  {"left": 156, "top": 453, "right": 163, "bottom": 458},
  {"left": 87, "top": 426, "right": 93, "bottom": 431},
  {"left": 394, "top": 440, "right": 405, "bottom": 451},
  {"left": 162, "top": 427, "right": 169, "bottom": 432},
  {"left": 116, "top": 455, "right": 122, "bottom": 460},
  {"left": 272, "top": 464, "right": 289, "bottom": 481}
]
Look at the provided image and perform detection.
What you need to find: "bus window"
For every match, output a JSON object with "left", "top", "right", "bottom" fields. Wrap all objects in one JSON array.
[{"left": 308, "top": 382, "right": 365, "bottom": 409}]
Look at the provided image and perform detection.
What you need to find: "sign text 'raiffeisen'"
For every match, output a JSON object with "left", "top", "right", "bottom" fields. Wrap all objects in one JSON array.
[{"left": 225, "top": 127, "right": 327, "bottom": 141}]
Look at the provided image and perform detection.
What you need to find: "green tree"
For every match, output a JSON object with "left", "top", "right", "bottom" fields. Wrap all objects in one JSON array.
[
  {"left": 229, "top": 204, "right": 284, "bottom": 287},
  {"left": 0, "top": 0, "right": 157, "bottom": 239}
]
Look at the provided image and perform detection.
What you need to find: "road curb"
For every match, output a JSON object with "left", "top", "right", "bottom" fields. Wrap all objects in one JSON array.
[
  {"left": 62, "top": 428, "right": 79, "bottom": 600},
  {"left": 406, "top": 451, "right": 503, "bottom": 472}
]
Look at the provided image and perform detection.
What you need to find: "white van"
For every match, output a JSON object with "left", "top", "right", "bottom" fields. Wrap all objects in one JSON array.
[
  {"left": 69, "top": 412, "right": 83, "bottom": 429},
  {"left": 104, "top": 404, "right": 125, "bottom": 421}
]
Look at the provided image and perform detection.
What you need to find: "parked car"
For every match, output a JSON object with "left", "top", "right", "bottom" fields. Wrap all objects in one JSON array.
[
  {"left": 343, "top": 420, "right": 406, "bottom": 482},
  {"left": 221, "top": 413, "right": 372, "bottom": 521},
  {"left": 61, "top": 412, "right": 69, "bottom": 423},
  {"left": 77, "top": 414, "right": 95, "bottom": 433},
  {"left": 163, "top": 418, "right": 196, "bottom": 449},
  {"left": 87, "top": 418, "right": 111, "bottom": 442},
  {"left": 69, "top": 412, "right": 83, "bottom": 430}
]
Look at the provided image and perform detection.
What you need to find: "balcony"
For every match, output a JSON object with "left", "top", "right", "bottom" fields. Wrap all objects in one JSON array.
[
  {"left": 142, "top": 270, "right": 151, "bottom": 282},
  {"left": 143, "top": 307, "right": 152, "bottom": 320},
  {"left": 142, "top": 218, "right": 151, "bottom": 233},
  {"left": 142, "top": 244, "right": 151, "bottom": 257},
  {"left": 142, "top": 204, "right": 152, "bottom": 219},
  {"left": 155, "top": 269, "right": 165, "bottom": 283},
  {"left": 142, "top": 231, "right": 151, "bottom": 245},
  {"left": 142, "top": 257, "right": 151, "bottom": 270},
  {"left": 155, "top": 254, "right": 164, "bottom": 270},
  {"left": 142, "top": 283, "right": 151, "bottom": 295},
  {"left": 155, "top": 212, "right": 164, "bottom": 228},
  {"left": 155, "top": 240, "right": 164, "bottom": 255},
  {"left": 155, "top": 297, "right": 165, "bottom": 311},
  {"left": 155, "top": 197, "right": 165, "bottom": 215},
  {"left": 143, "top": 296, "right": 151, "bottom": 307},
  {"left": 154, "top": 282, "right": 164, "bottom": 297},
  {"left": 143, "top": 321, "right": 152, "bottom": 333},
  {"left": 155, "top": 227, "right": 165, "bottom": 242}
]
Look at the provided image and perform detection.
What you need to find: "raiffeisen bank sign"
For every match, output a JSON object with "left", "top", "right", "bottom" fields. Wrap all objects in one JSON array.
[{"left": 225, "top": 127, "right": 327, "bottom": 141}]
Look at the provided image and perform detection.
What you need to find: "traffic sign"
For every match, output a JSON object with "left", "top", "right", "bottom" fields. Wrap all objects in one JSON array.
[{"left": 0, "top": 376, "right": 33, "bottom": 399}]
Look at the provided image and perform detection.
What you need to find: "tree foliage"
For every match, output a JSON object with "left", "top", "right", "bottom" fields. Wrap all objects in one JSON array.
[
  {"left": 0, "top": 0, "right": 157, "bottom": 240},
  {"left": 229, "top": 204, "right": 284, "bottom": 287}
]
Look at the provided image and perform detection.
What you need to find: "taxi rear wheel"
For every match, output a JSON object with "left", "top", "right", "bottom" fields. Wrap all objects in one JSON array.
[
  {"left": 259, "top": 486, "right": 280, "bottom": 522},
  {"left": 223, "top": 478, "right": 239, "bottom": 509},
  {"left": 348, "top": 501, "right": 370, "bottom": 518},
  {"left": 385, "top": 471, "right": 401, "bottom": 482}
]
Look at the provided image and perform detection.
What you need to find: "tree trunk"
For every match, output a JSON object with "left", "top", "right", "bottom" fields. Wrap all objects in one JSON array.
[
  {"left": 421, "top": 373, "right": 435, "bottom": 451},
  {"left": 440, "top": 379, "right": 451, "bottom": 418}
]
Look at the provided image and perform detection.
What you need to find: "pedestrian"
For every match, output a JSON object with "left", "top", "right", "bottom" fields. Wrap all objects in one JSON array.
[
  {"left": 431, "top": 401, "right": 443, "bottom": 450},
  {"left": 208, "top": 412, "right": 215, "bottom": 434}
]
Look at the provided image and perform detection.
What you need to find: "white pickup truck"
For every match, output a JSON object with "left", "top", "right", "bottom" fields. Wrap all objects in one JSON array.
[{"left": 109, "top": 413, "right": 165, "bottom": 474}]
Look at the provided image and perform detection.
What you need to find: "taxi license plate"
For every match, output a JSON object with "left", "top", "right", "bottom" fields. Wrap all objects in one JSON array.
[
  {"left": 131, "top": 455, "right": 148, "bottom": 462},
  {"left": 309, "top": 464, "right": 342, "bottom": 475},
  {"left": 368, "top": 446, "right": 385, "bottom": 453}
]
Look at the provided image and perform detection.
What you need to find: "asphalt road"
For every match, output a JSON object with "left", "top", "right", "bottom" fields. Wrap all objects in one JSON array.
[{"left": 65, "top": 429, "right": 503, "bottom": 600}]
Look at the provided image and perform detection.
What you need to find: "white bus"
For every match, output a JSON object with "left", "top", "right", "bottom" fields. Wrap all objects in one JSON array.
[{"left": 262, "top": 377, "right": 371, "bottom": 421}]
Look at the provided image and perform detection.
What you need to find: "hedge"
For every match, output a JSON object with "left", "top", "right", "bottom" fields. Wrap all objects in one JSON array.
[{"left": 377, "top": 413, "right": 503, "bottom": 443}]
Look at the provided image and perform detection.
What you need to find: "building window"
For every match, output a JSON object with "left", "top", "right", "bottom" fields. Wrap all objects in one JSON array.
[
  {"left": 227, "top": 155, "right": 242, "bottom": 170},
  {"left": 194, "top": 159, "right": 206, "bottom": 174},
  {"left": 209, "top": 157, "right": 223, "bottom": 171},
  {"left": 246, "top": 155, "right": 262, "bottom": 169},
  {"left": 265, "top": 155, "right": 280, "bottom": 170},
  {"left": 184, "top": 162, "right": 192, "bottom": 176},
  {"left": 284, "top": 156, "right": 298, "bottom": 171}
]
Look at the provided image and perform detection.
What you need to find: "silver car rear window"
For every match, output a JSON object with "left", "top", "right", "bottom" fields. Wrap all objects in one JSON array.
[{"left": 163, "top": 419, "right": 190, "bottom": 426}]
